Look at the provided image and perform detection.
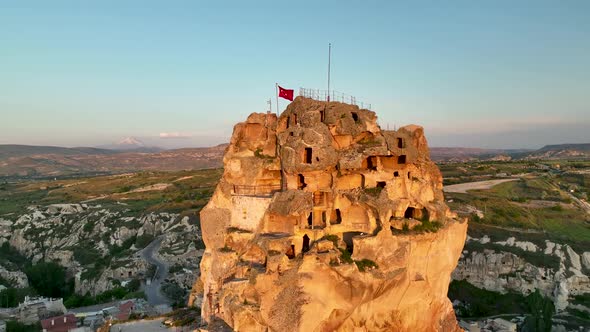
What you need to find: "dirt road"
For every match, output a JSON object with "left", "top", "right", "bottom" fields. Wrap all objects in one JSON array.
[{"left": 443, "top": 178, "right": 518, "bottom": 194}]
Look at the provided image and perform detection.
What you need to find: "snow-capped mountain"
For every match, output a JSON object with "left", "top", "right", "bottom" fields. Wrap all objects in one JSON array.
[{"left": 97, "top": 137, "right": 160, "bottom": 152}]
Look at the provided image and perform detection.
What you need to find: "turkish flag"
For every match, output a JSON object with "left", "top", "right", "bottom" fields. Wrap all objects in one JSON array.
[{"left": 278, "top": 86, "right": 294, "bottom": 101}]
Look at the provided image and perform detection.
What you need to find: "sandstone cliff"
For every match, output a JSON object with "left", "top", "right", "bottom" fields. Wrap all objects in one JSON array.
[{"left": 191, "top": 97, "right": 467, "bottom": 331}]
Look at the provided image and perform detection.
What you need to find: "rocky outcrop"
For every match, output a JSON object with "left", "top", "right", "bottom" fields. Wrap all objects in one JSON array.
[
  {"left": 453, "top": 236, "right": 590, "bottom": 313},
  {"left": 2, "top": 203, "right": 202, "bottom": 296},
  {"left": 0, "top": 265, "right": 29, "bottom": 288},
  {"left": 191, "top": 97, "right": 467, "bottom": 331}
]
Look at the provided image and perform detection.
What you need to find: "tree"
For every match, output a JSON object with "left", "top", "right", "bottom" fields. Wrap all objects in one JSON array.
[
  {"left": 522, "top": 290, "right": 554, "bottom": 332},
  {"left": 0, "top": 288, "right": 36, "bottom": 308},
  {"left": 25, "top": 262, "right": 73, "bottom": 298},
  {"left": 126, "top": 279, "right": 141, "bottom": 292}
]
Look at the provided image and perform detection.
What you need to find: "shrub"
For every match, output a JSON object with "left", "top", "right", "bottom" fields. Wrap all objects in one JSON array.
[
  {"left": 254, "top": 148, "right": 273, "bottom": 159},
  {"left": 413, "top": 220, "right": 442, "bottom": 233},
  {"left": 82, "top": 220, "right": 95, "bottom": 233},
  {"left": 169, "top": 264, "right": 184, "bottom": 274},
  {"left": 135, "top": 234, "right": 155, "bottom": 249},
  {"left": 364, "top": 187, "right": 383, "bottom": 196},
  {"left": 162, "top": 282, "right": 186, "bottom": 302},
  {"left": 320, "top": 234, "right": 340, "bottom": 247},
  {"left": 339, "top": 248, "right": 353, "bottom": 264},
  {"left": 401, "top": 222, "right": 410, "bottom": 232},
  {"left": 123, "top": 291, "right": 146, "bottom": 300},
  {"left": 126, "top": 278, "right": 141, "bottom": 292},
  {"left": 354, "top": 259, "right": 378, "bottom": 272},
  {"left": 73, "top": 244, "right": 103, "bottom": 266}
]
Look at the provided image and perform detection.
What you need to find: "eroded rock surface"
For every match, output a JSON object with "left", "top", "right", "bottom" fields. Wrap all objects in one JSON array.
[
  {"left": 191, "top": 97, "right": 467, "bottom": 331},
  {"left": 453, "top": 236, "right": 590, "bottom": 313}
]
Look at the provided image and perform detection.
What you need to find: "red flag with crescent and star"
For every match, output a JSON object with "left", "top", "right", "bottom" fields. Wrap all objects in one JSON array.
[{"left": 278, "top": 86, "right": 294, "bottom": 101}]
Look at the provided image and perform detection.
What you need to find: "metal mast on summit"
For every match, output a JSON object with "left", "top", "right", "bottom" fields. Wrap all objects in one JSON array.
[{"left": 327, "top": 43, "right": 331, "bottom": 102}]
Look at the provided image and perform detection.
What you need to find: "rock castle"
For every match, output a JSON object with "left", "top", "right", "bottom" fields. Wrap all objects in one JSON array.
[{"left": 190, "top": 96, "right": 468, "bottom": 331}]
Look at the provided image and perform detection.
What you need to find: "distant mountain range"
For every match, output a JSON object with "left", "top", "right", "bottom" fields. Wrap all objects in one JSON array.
[
  {"left": 0, "top": 143, "right": 588, "bottom": 179},
  {"left": 430, "top": 144, "right": 590, "bottom": 162},
  {"left": 522, "top": 143, "right": 590, "bottom": 160},
  {"left": 96, "top": 137, "right": 163, "bottom": 152},
  {"left": 0, "top": 144, "right": 227, "bottom": 179}
]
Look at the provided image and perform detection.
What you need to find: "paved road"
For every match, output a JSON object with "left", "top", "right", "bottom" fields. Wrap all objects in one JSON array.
[
  {"left": 140, "top": 236, "right": 170, "bottom": 306},
  {"left": 111, "top": 318, "right": 172, "bottom": 332}
]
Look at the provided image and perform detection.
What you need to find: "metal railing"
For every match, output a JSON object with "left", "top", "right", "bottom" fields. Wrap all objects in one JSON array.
[
  {"left": 232, "top": 184, "right": 281, "bottom": 197},
  {"left": 299, "top": 88, "right": 371, "bottom": 110}
]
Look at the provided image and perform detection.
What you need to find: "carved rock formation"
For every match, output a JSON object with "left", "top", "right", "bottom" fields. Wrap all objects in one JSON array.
[{"left": 190, "top": 97, "right": 467, "bottom": 331}]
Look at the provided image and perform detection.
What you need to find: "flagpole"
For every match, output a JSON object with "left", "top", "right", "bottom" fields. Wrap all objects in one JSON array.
[
  {"left": 275, "top": 83, "right": 279, "bottom": 116},
  {"left": 327, "top": 43, "right": 331, "bottom": 102}
]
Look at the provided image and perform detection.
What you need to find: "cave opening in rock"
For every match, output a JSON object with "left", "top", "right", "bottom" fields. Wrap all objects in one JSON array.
[
  {"left": 297, "top": 174, "right": 306, "bottom": 190},
  {"left": 343, "top": 232, "right": 362, "bottom": 254},
  {"left": 394, "top": 171, "right": 400, "bottom": 177},
  {"left": 307, "top": 212, "right": 313, "bottom": 227},
  {"left": 397, "top": 137, "right": 404, "bottom": 149},
  {"left": 302, "top": 234, "right": 310, "bottom": 253},
  {"left": 304, "top": 148, "right": 313, "bottom": 164},
  {"left": 376, "top": 181, "right": 386, "bottom": 188},
  {"left": 398, "top": 155, "right": 407, "bottom": 164},
  {"left": 320, "top": 110, "right": 325, "bottom": 122},
  {"left": 363, "top": 156, "right": 377, "bottom": 171},
  {"left": 404, "top": 207, "right": 416, "bottom": 219},
  {"left": 286, "top": 245, "right": 295, "bottom": 259},
  {"left": 331, "top": 208, "right": 342, "bottom": 225},
  {"left": 351, "top": 112, "right": 359, "bottom": 122}
]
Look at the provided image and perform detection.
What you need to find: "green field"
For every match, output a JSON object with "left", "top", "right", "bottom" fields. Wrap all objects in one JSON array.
[
  {"left": 0, "top": 168, "right": 223, "bottom": 218},
  {"left": 442, "top": 161, "right": 590, "bottom": 253}
]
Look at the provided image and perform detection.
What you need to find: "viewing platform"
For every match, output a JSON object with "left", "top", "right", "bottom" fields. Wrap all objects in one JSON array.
[{"left": 299, "top": 88, "right": 371, "bottom": 110}]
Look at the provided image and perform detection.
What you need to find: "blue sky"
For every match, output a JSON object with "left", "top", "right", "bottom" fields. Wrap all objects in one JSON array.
[{"left": 1, "top": 1, "right": 589, "bottom": 149}]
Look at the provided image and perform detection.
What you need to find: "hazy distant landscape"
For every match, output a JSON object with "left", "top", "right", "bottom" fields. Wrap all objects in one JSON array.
[
  {"left": 2, "top": 143, "right": 589, "bottom": 331},
  {"left": 2, "top": 143, "right": 589, "bottom": 180}
]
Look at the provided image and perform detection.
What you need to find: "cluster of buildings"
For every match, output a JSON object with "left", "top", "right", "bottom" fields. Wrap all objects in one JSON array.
[{"left": 1, "top": 296, "right": 153, "bottom": 332}]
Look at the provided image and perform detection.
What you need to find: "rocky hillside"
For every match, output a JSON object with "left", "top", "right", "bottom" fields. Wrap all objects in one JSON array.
[
  {"left": 441, "top": 161, "right": 590, "bottom": 329},
  {"left": 0, "top": 203, "right": 202, "bottom": 297},
  {"left": 0, "top": 169, "right": 221, "bottom": 307},
  {"left": 191, "top": 96, "right": 467, "bottom": 331},
  {"left": 453, "top": 234, "right": 590, "bottom": 312},
  {"left": 524, "top": 144, "right": 590, "bottom": 160},
  {"left": 0, "top": 144, "right": 226, "bottom": 179}
]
